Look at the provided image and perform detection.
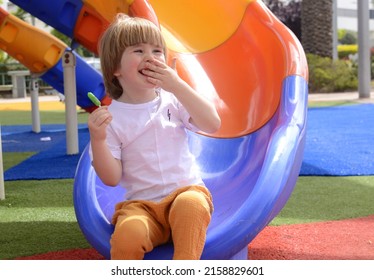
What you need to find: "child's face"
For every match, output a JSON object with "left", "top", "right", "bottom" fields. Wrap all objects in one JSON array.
[{"left": 114, "top": 43, "right": 166, "bottom": 91}]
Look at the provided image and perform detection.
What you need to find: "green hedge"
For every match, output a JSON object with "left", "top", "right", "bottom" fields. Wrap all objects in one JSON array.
[
  {"left": 307, "top": 53, "right": 358, "bottom": 93},
  {"left": 337, "top": 44, "right": 358, "bottom": 59}
]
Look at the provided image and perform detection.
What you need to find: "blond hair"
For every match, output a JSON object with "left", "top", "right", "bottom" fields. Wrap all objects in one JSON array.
[{"left": 98, "top": 14, "right": 166, "bottom": 99}]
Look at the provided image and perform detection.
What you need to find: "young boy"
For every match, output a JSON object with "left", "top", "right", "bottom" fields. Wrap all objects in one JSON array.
[{"left": 88, "top": 14, "right": 221, "bottom": 260}]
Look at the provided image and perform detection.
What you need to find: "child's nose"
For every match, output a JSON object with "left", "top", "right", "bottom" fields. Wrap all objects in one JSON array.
[{"left": 144, "top": 51, "right": 154, "bottom": 60}]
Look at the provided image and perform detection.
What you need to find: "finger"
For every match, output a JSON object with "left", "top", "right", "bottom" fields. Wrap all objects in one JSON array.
[
  {"left": 89, "top": 108, "right": 104, "bottom": 122},
  {"left": 146, "top": 60, "right": 166, "bottom": 70},
  {"left": 93, "top": 106, "right": 109, "bottom": 116},
  {"left": 96, "top": 113, "right": 111, "bottom": 126},
  {"left": 143, "top": 69, "right": 157, "bottom": 78},
  {"left": 91, "top": 105, "right": 107, "bottom": 114},
  {"left": 170, "top": 57, "right": 177, "bottom": 71},
  {"left": 146, "top": 76, "right": 160, "bottom": 86},
  {"left": 91, "top": 108, "right": 111, "bottom": 126},
  {"left": 104, "top": 116, "right": 113, "bottom": 125}
]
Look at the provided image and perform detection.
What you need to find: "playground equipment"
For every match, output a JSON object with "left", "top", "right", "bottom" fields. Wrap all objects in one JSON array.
[
  {"left": 0, "top": 6, "right": 107, "bottom": 112},
  {"left": 3, "top": 0, "right": 308, "bottom": 259}
]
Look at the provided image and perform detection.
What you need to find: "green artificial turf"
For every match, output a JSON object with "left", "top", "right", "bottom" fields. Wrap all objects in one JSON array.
[
  {"left": 308, "top": 100, "right": 357, "bottom": 108},
  {"left": 272, "top": 176, "right": 374, "bottom": 225},
  {"left": 0, "top": 144, "right": 90, "bottom": 260},
  {"left": 0, "top": 110, "right": 88, "bottom": 125},
  {"left": 0, "top": 172, "right": 373, "bottom": 259},
  {"left": 2, "top": 152, "right": 35, "bottom": 171},
  {"left": 0, "top": 180, "right": 90, "bottom": 260}
]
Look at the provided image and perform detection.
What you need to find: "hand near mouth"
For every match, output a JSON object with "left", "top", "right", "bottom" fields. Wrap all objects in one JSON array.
[{"left": 141, "top": 58, "right": 181, "bottom": 92}]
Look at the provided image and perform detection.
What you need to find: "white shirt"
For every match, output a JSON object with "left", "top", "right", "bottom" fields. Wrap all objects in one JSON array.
[{"left": 101, "top": 90, "right": 204, "bottom": 202}]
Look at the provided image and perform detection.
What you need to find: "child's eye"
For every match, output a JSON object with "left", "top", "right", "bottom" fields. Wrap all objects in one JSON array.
[
  {"left": 134, "top": 49, "right": 143, "bottom": 53},
  {"left": 153, "top": 49, "right": 163, "bottom": 54}
]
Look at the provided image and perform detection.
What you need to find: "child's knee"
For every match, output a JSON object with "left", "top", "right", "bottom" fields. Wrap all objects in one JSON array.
[
  {"left": 113, "top": 218, "right": 148, "bottom": 240},
  {"left": 171, "top": 191, "right": 212, "bottom": 218},
  {"left": 110, "top": 218, "right": 152, "bottom": 259}
]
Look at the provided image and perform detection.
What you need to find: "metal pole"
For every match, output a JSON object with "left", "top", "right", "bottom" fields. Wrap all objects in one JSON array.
[
  {"left": 0, "top": 125, "right": 5, "bottom": 200},
  {"left": 358, "top": 0, "right": 371, "bottom": 99},
  {"left": 62, "top": 50, "right": 79, "bottom": 155},
  {"left": 30, "top": 75, "right": 41, "bottom": 133}
]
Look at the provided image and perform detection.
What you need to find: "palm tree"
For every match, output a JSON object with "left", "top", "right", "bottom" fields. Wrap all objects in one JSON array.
[{"left": 301, "top": 0, "right": 333, "bottom": 58}]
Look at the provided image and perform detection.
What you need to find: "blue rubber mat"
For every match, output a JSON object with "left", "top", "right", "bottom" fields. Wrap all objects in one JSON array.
[
  {"left": 3, "top": 126, "right": 90, "bottom": 180},
  {"left": 2, "top": 103, "right": 374, "bottom": 179},
  {"left": 299, "top": 104, "right": 374, "bottom": 176}
]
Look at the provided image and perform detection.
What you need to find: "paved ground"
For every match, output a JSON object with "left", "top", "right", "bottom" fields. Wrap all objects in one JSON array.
[
  {"left": 0, "top": 94, "right": 70, "bottom": 111},
  {"left": 308, "top": 91, "right": 374, "bottom": 103},
  {"left": 0, "top": 94, "right": 61, "bottom": 103}
]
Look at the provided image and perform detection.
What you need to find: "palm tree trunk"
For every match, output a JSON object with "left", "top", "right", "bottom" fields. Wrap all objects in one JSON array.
[{"left": 301, "top": 0, "right": 333, "bottom": 58}]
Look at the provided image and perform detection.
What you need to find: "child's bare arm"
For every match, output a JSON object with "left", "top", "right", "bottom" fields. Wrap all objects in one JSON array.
[
  {"left": 142, "top": 59, "right": 221, "bottom": 133},
  {"left": 171, "top": 80, "right": 221, "bottom": 133},
  {"left": 88, "top": 106, "right": 122, "bottom": 186}
]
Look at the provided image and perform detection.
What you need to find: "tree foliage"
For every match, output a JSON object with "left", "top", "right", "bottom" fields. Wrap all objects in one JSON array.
[
  {"left": 338, "top": 30, "right": 357, "bottom": 45},
  {"left": 263, "top": 0, "right": 302, "bottom": 40}
]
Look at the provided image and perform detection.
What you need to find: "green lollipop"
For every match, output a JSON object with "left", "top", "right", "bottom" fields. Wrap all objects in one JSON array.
[{"left": 87, "top": 92, "right": 101, "bottom": 107}]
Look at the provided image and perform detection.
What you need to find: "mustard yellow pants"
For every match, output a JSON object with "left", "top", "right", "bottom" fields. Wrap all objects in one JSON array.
[{"left": 110, "top": 185, "right": 214, "bottom": 260}]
